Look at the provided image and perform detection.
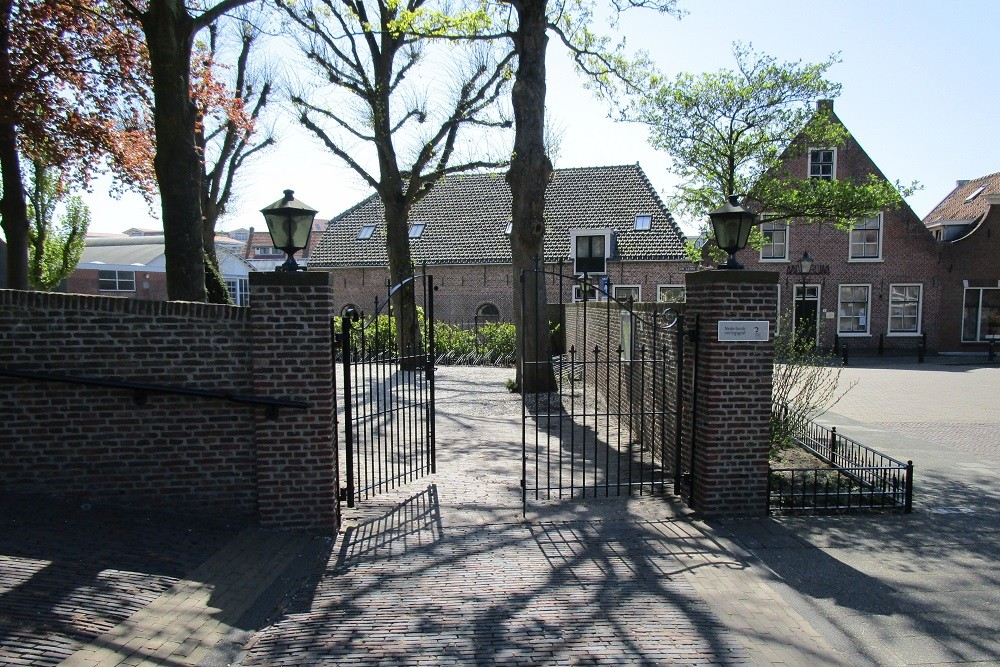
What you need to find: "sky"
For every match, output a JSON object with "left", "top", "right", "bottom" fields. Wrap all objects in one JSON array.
[{"left": 77, "top": 0, "right": 1000, "bottom": 237}]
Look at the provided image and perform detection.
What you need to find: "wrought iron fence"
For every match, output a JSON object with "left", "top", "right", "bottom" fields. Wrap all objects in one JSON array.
[{"left": 769, "top": 409, "right": 913, "bottom": 514}]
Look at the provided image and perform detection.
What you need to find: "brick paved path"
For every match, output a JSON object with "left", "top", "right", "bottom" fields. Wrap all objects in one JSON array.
[{"left": 239, "top": 367, "right": 848, "bottom": 666}]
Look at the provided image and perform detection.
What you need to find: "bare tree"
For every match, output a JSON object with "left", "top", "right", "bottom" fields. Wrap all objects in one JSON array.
[
  {"left": 279, "top": 0, "right": 514, "bottom": 362},
  {"left": 195, "top": 11, "right": 276, "bottom": 303},
  {"left": 118, "top": 0, "right": 256, "bottom": 302}
]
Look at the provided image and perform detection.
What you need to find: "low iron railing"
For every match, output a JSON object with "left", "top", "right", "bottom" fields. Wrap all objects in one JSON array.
[{"left": 769, "top": 411, "right": 913, "bottom": 514}]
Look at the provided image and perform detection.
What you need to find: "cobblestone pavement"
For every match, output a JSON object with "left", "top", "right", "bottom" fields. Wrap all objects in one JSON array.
[
  {"left": 716, "top": 357, "right": 1000, "bottom": 666},
  {"left": 0, "top": 498, "right": 329, "bottom": 667},
  {"left": 4, "top": 359, "right": 998, "bottom": 666},
  {"left": 238, "top": 367, "right": 850, "bottom": 666}
]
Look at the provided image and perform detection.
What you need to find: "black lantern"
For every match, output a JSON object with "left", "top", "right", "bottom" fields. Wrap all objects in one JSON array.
[
  {"left": 708, "top": 194, "right": 757, "bottom": 269},
  {"left": 260, "top": 189, "right": 318, "bottom": 272}
]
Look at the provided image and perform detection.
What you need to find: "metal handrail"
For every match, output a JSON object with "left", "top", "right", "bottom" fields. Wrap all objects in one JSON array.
[{"left": 0, "top": 368, "right": 310, "bottom": 418}]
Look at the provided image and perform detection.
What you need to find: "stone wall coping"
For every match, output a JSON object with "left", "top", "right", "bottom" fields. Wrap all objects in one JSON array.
[
  {"left": 250, "top": 271, "right": 334, "bottom": 288},
  {"left": 685, "top": 269, "right": 779, "bottom": 287}
]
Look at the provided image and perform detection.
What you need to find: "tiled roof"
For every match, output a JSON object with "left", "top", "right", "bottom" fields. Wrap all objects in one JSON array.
[
  {"left": 924, "top": 172, "right": 1000, "bottom": 226},
  {"left": 310, "top": 164, "right": 687, "bottom": 267},
  {"left": 242, "top": 229, "right": 322, "bottom": 260}
]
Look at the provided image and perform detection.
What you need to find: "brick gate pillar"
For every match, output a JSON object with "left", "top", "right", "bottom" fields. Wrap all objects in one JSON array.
[
  {"left": 250, "top": 271, "right": 338, "bottom": 533},
  {"left": 684, "top": 269, "right": 778, "bottom": 517}
]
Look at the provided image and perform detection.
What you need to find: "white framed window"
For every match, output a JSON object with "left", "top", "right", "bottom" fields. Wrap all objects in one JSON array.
[
  {"left": 809, "top": 148, "right": 836, "bottom": 180},
  {"left": 656, "top": 284, "right": 685, "bottom": 303},
  {"left": 569, "top": 228, "right": 612, "bottom": 275},
  {"left": 613, "top": 285, "right": 641, "bottom": 303},
  {"left": 358, "top": 224, "right": 376, "bottom": 240},
  {"left": 572, "top": 283, "right": 598, "bottom": 302},
  {"left": 888, "top": 284, "right": 922, "bottom": 335},
  {"left": 849, "top": 213, "right": 883, "bottom": 261},
  {"left": 98, "top": 270, "right": 136, "bottom": 292},
  {"left": 634, "top": 214, "right": 652, "bottom": 231},
  {"left": 838, "top": 284, "right": 871, "bottom": 335},
  {"left": 962, "top": 286, "right": 1000, "bottom": 342},
  {"left": 225, "top": 277, "right": 250, "bottom": 306},
  {"left": 760, "top": 221, "right": 788, "bottom": 261},
  {"left": 408, "top": 223, "right": 425, "bottom": 238}
]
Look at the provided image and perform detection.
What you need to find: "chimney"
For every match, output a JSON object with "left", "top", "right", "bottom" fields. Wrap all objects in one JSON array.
[
  {"left": 817, "top": 99, "right": 834, "bottom": 112},
  {"left": 957, "top": 180, "right": 970, "bottom": 187},
  {"left": 986, "top": 194, "right": 1000, "bottom": 206}
]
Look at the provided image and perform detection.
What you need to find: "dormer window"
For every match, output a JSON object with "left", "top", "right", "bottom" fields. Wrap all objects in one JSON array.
[
  {"left": 408, "top": 223, "right": 425, "bottom": 238},
  {"left": 634, "top": 214, "right": 652, "bottom": 231},
  {"left": 504, "top": 221, "right": 512, "bottom": 235},
  {"left": 570, "top": 228, "right": 612, "bottom": 275},
  {"left": 965, "top": 185, "right": 987, "bottom": 202},
  {"left": 809, "top": 149, "right": 836, "bottom": 180},
  {"left": 358, "top": 224, "right": 375, "bottom": 240}
]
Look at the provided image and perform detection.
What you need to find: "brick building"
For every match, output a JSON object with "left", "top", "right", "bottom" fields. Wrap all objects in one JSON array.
[
  {"left": 737, "top": 100, "right": 945, "bottom": 354},
  {"left": 66, "top": 235, "right": 254, "bottom": 304},
  {"left": 925, "top": 173, "right": 1000, "bottom": 352},
  {"left": 310, "top": 164, "right": 694, "bottom": 322}
]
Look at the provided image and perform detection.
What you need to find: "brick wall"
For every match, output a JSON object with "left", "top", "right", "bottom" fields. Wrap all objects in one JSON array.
[
  {"left": 250, "top": 272, "right": 338, "bottom": 532},
  {"left": 0, "top": 276, "right": 339, "bottom": 533},
  {"left": 0, "top": 290, "right": 257, "bottom": 516},
  {"left": 328, "top": 260, "right": 694, "bottom": 324}
]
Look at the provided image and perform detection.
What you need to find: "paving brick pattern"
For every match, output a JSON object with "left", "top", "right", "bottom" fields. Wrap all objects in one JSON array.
[
  {"left": 0, "top": 500, "right": 237, "bottom": 667},
  {"left": 240, "top": 367, "right": 848, "bottom": 666}
]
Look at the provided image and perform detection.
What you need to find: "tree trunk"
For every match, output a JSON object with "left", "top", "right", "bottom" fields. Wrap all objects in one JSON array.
[
  {"left": 383, "top": 189, "right": 421, "bottom": 370},
  {"left": 201, "top": 198, "right": 232, "bottom": 304},
  {"left": 0, "top": 122, "right": 28, "bottom": 290},
  {"left": 507, "top": 0, "right": 555, "bottom": 393},
  {"left": 0, "top": 0, "right": 28, "bottom": 290},
  {"left": 142, "top": 0, "right": 206, "bottom": 302}
]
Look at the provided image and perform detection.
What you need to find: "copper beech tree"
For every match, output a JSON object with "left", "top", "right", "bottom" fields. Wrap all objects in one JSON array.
[
  {"left": 116, "top": 0, "right": 255, "bottom": 302},
  {"left": 0, "top": 0, "right": 152, "bottom": 289}
]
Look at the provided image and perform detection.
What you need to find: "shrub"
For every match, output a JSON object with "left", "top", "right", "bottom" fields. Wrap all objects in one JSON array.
[{"left": 771, "top": 329, "right": 856, "bottom": 453}]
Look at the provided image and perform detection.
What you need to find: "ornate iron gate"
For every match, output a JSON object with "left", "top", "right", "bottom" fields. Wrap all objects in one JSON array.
[
  {"left": 520, "top": 267, "right": 688, "bottom": 512},
  {"left": 340, "top": 275, "right": 436, "bottom": 507}
]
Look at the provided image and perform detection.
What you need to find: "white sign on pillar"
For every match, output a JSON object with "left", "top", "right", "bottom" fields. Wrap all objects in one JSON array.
[{"left": 717, "top": 320, "right": 769, "bottom": 341}]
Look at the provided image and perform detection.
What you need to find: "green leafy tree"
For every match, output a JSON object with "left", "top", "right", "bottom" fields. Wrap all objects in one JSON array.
[
  {"left": 623, "top": 43, "right": 916, "bottom": 262},
  {"left": 26, "top": 160, "right": 88, "bottom": 291}
]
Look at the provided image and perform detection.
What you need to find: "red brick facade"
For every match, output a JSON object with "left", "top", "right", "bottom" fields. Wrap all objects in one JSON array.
[
  {"left": 738, "top": 124, "right": 943, "bottom": 355},
  {"left": 65, "top": 268, "right": 169, "bottom": 300},
  {"left": 684, "top": 270, "right": 777, "bottom": 517},
  {"left": 0, "top": 275, "right": 339, "bottom": 533},
  {"left": 329, "top": 260, "right": 695, "bottom": 324}
]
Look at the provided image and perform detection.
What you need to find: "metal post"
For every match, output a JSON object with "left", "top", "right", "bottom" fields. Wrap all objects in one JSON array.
[
  {"left": 340, "top": 317, "right": 355, "bottom": 507},
  {"left": 830, "top": 426, "right": 838, "bottom": 466},
  {"left": 427, "top": 274, "right": 436, "bottom": 474},
  {"left": 673, "top": 313, "right": 684, "bottom": 496},
  {"left": 905, "top": 460, "right": 914, "bottom": 513}
]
